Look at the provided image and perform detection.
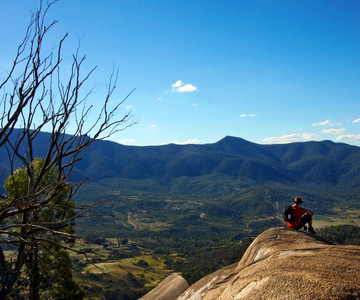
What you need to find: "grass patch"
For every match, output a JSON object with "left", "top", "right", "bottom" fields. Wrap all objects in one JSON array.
[{"left": 83, "top": 254, "right": 172, "bottom": 287}]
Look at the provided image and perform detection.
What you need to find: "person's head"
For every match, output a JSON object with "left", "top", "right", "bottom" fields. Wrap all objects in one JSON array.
[{"left": 293, "top": 196, "right": 303, "bottom": 206}]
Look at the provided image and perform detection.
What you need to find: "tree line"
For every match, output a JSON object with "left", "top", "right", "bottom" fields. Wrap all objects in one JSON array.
[{"left": 317, "top": 225, "right": 360, "bottom": 245}]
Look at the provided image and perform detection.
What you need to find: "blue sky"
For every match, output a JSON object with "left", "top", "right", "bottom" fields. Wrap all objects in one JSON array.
[{"left": 1, "top": 0, "right": 360, "bottom": 146}]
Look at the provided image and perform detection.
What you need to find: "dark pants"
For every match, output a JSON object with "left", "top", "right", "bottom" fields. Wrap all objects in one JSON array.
[{"left": 295, "top": 214, "right": 312, "bottom": 230}]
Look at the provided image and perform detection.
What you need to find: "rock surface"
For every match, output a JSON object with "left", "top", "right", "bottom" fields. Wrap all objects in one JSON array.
[
  {"left": 139, "top": 273, "right": 189, "bottom": 300},
  {"left": 141, "top": 227, "right": 360, "bottom": 299},
  {"left": 177, "top": 227, "right": 360, "bottom": 300}
]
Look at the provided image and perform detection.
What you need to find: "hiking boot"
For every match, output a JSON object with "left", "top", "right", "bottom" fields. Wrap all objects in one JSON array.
[
  {"left": 308, "top": 227, "right": 316, "bottom": 234},
  {"left": 303, "top": 225, "right": 308, "bottom": 231}
]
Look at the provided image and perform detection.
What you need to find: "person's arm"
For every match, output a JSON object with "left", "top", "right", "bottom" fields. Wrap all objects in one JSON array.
[{"left": 305, "top": 210, "right": 314, "bottom": 216}]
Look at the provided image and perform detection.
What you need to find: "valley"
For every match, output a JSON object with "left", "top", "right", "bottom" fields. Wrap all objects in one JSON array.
[
  {"left": 72, "top": 177, "right": 359, "bottom": 298},
  {"left": 2, "top": 132, "right": 360, "bottom": 298}
]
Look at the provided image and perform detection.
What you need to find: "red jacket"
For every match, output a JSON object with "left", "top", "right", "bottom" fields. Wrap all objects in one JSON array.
[{"left": 286, "top": 206, "right": 307, "bottom": 229}]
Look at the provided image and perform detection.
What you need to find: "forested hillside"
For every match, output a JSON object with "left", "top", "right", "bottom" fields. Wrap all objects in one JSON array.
[
  {"left": 68, "top": 135, "right": 360, "bottom": 191},
  {"left": 2, "top": 131, "right": 360, "bottom": 191}
]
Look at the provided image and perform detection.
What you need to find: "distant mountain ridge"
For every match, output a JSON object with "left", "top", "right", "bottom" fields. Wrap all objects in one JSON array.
[
  {"left": 2, "top": 131, "right": 360, "bottom": 194},
  {"left": 70, "top": 135, "right": 360, "bottom": 192}
]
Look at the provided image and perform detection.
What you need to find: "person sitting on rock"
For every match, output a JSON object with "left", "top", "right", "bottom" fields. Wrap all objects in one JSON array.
[{"left": 286, "top": 196, "right": 316, "bottom": 234}]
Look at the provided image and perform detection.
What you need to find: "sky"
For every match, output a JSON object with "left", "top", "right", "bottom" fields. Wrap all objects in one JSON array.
[{"left": 1, "top": 0, "right": 360, "bottom": 147}]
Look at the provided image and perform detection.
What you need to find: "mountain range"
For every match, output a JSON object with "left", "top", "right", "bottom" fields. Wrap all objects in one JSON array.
[
  {"left": 1, "top": 131, "right": 360, "bottom": 239},
  {"left": 74, "top": 135, "right": 360, "bottom": 190}
]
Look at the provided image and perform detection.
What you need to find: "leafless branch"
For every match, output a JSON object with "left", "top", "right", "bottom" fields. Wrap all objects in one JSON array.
[{"left": 0, "top": 0, "right": 135, "bottom": 297}]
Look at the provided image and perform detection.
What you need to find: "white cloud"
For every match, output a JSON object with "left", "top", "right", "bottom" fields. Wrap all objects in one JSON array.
[
  {"left": 353, "top": 118, "right": 360, "bottom": 123},
  {"left": 192, "top": 103, "right": 198, "bottom": 107},
  {"left": 263, "top": 133, "right": 318, "bottom": 144},
  {"left": 118, "top": 138, "right": 135, "bottom": 144},
  {"left": 126, "top": 105, "right": 132, "bottom": 109},
  {"left": 239, "top": 114, "right": 257, "bottom": 118},
  {"left": 312, "top": 119, "right": 341, "bottom": 126},
  {"left": 171, "top": 139, "right": 200, "bottom": 145},
  {"left": 321, "top": 128, "right": 346, "bottom": 134},
  {"left": 172, "top": 80, "right": 183, "bottom": 88},
  {"left": 171, "top": 80, "right": 197, "bottom": 92},
  {"left": 176, "top": 83, "right": 197, "bottom": 92},
  {"left": 336, "top": 135, "right": 360, "bottom": 141},
  {"left": 149, "top": 124, "right": 157, "bottom": 128}
]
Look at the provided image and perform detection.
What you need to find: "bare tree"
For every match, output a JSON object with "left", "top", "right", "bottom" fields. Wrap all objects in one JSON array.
[{"left": 0, "top": 1, "right": 135, "bottom": 298}]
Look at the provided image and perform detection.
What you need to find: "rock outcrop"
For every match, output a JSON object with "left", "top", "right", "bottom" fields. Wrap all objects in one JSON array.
[
  {"left": 139, "top": 273, "right": 189, "bottom": 300},
  {"left": 179, "top": 227, "right": 360, "bottom": 299},
  {"left": 142, "top": 227, "right": 360, "bottom": 300}
]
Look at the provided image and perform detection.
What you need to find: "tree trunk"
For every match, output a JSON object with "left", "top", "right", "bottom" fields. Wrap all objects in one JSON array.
[{"left": 29, "top": 253, "right": 40, "bottom": 300}]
